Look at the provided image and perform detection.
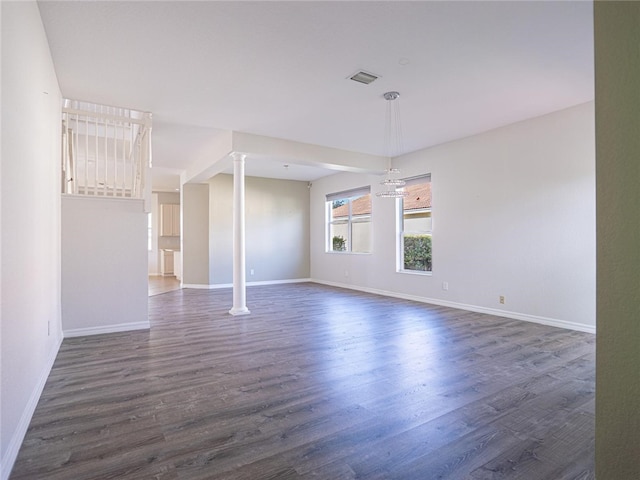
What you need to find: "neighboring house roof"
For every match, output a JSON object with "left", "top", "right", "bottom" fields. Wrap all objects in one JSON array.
[
  {"left": 332, "top": 182, "right": 431, "bottom": 218},
  {"left": 332, "top": 195, "right": 371, "bottom": 218},
  {"left": 403, "top": 182, "right": 432, "bottom": 212}
]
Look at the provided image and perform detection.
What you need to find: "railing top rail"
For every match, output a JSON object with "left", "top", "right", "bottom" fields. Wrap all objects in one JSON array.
[{"left": 63, "top": 107, "right": 151, "bottom": 126}]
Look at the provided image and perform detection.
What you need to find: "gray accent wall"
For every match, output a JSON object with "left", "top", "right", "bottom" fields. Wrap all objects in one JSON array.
[
  {"left": 594, "top": 2, "right": 640, "bottom": 477},
  {"left": 208, "top": 174, "right": 310, "bottom": 285},
  {"left": 182, "top": 183, "right": 210, "bottom": 285}
]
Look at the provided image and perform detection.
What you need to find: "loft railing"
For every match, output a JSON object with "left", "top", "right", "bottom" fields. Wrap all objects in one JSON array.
[{"left": 62, "top": 99, "right": 152, "bottom": 207}]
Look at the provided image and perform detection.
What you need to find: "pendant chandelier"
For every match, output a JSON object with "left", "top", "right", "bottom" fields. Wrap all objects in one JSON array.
[{"left": 377, "top": 91, "right": 408, "bottom": 198}]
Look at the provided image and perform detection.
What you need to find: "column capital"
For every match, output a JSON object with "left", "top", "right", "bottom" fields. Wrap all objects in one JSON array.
[{"left": 230, "top": 151, "right": 246, "bottom": 162}]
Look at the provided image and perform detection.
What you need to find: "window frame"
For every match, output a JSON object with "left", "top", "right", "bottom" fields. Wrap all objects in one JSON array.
[
  {"left": 326, "top": 187, "right": 372, "bottom": 254},
  {"left": 396, "top": 175, "right": 432, "bottom": 274}
]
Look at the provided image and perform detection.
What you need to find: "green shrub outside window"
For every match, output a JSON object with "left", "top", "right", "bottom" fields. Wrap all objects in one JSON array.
[
  {"left": 403, "top": 234, "right": 432, "bottom": 271},
  {"left": 332, "top": 235, "right": 347, "bottom": 251}
]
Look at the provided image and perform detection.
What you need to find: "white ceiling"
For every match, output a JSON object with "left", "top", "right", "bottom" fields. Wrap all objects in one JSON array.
[{"left": 38, "top": 0, "right": 594, "bottom": 187}]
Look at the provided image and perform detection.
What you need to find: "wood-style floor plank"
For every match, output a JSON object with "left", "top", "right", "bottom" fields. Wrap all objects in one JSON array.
[{"left": 10, "top": 283, "right": 595, "bottom": 479}]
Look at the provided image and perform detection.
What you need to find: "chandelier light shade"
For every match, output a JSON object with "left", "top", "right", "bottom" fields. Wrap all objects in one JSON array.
[{"left": 377, "top": 91, "right": 409, "bottom": 198}]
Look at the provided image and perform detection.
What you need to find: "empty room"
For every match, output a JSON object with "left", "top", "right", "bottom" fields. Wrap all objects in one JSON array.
[{"left": 1, "top": 1, "right": 639, "bottom": 479}]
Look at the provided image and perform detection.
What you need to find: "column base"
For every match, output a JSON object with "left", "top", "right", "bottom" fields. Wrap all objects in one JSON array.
[{"left": 229, "top": 307, "right": 251, "bottom": 316}]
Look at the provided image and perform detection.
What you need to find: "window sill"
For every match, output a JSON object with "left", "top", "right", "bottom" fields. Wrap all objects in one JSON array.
[
  {"left": 326, "top": 251, "right": 372, "bottom": 255},
  {"left": 397, "top": 269, "right": 432, "bottom": 276}
]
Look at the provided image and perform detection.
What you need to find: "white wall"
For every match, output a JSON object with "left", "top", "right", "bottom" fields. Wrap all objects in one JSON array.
[
  {"left": 208, "top": 174, "right": 310, "bottom": 285},
  {"left": 62, "top": 196, "right": 149, "bottom": 336},
  {"left": 311, "top": 102, "right": 595, "bottom": 332},
  {"left": 0, "top": 2, "right": 63, "bottom": 478}
]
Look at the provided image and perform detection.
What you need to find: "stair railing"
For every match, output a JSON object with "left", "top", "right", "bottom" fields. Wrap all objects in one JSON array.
[{"left": 61, "top": 100, "right": 152, "bottom": 204}]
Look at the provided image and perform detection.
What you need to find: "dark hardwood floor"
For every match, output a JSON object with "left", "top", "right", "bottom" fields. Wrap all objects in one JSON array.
[{"left": 11, "top": 283, "right": 595, "bottom": 479}]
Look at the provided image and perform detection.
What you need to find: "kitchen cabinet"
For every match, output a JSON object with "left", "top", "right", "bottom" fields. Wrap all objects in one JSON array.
[
  {"left": 160, "top": 204, "right": 180, "bottom": 237},
  {"left": 161, "top": 249, "right": 174, "bottom": 276},
  {"left": 174, "top": 250, "right": 182, "bottom": 281}
]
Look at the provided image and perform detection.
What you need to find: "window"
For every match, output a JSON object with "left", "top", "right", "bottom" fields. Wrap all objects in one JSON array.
[
  {"left": 326, "top": 187, "right": 371, "bottom": 253},
  {"left": 398, "top": 175, "right": 432, "bottom": 272}
]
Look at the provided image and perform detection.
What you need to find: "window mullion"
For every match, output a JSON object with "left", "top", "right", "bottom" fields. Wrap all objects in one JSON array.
[{"left": 348, "top": 198, "right": 353, "bottom": 252}]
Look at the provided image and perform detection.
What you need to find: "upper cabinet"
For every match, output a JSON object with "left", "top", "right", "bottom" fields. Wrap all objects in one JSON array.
[{"left": 160, "top": 204, "right": 180, "bottom": 237}]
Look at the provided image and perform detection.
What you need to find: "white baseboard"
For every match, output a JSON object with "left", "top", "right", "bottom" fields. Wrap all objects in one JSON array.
[
  {"left": 248, "top": 278, "right": 312, "bottom": 287},
  {"left": 181, "top": 283, "right": 221, "bottom": 289},
  {"left": 182, "top": 278, "right": 312, "bottom": 290},
  {"left": 311, "top": 279, "right": 596, "bottom": 334},
  {"left": 1, "top": 335, "right": 63, "bottom": 480},
  {"left": 63, "top": 321, "right": 150, "bottom": 338}
]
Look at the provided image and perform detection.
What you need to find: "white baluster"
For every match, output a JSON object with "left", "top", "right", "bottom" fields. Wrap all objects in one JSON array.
[
  {"left": 84, "top": 114, "right": 89, "bottom": 195},
  {"left": 104, "top": 118, "right": 108, "bottom": 197},
  {"left": 94, "top": 117, "right": 98, "bottom": 196}
]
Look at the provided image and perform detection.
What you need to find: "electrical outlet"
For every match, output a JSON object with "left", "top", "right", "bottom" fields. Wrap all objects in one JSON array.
[
  {"left": 442, "top": 282, "right": 449, "bottom": 291},
  {"left": 499, "top": 295, "right": 505, "bottom": 304},
  {"left": 345, "top": 270, "right": 349, "bottom": 277},
  {"left": 250, "top": 269, "right": 254, "bottom": 276}
]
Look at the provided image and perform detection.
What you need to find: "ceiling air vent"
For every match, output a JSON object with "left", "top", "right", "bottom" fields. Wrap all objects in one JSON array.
[{"left": 348, "top": 70, "right": 379, "bottom": 85}]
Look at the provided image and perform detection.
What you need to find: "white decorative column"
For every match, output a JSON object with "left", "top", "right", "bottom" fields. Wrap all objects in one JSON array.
[{"left": 229, "top": 152, "right": 250, "bottom": 316}]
